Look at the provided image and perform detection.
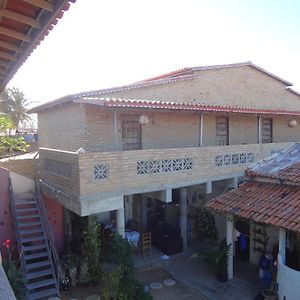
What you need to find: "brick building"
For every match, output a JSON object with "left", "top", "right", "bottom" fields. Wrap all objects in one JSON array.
[
  {"left": 25, "top": 62, "right": 300, "bottom": 247},
  {"left": 2, "top": 62, "right": 300, "bottom": 289}
]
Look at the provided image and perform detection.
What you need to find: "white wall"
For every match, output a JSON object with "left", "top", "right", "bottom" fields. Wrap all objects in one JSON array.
[
  {"left": 10, "top": 171, "right": 34, "bottom": 194},
  {"left": 277, "top": 254, "right": 300, "bottom": 300}
]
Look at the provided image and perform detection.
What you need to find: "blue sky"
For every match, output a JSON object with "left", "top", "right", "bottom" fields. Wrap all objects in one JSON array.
[{"left": 9, "top": 0, "right": 300, "bottom": 105}]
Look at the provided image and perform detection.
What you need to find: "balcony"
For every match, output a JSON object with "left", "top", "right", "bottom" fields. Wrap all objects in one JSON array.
[{"left": 38, "top": 142, "right": 293, "bottom": 214}]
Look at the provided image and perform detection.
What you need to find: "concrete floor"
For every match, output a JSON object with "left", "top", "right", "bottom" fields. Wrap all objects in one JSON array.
[
  {"left": 61, "top": 244, "right": 266, "bottom": 300},
  {"left": 134, "top": 244, "right": 265, "bottom": 300}
]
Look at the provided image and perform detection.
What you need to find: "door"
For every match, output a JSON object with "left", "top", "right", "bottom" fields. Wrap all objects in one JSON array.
[
  {"left": 122, "top": 116, "right": 141, "bottom": 150},
  {"left": 216, "top": 116, "right": 229, "bottom": 146}
]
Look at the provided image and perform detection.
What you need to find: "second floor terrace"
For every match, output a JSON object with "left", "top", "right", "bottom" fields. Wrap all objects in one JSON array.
[{"left": 39, "top": 141, "right": 294, "bottom": 215}]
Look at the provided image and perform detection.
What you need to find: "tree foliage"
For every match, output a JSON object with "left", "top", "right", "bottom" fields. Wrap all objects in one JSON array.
[
  {"left": 0, "top": 115, "right": 28, "bottom": 157},
  {"left": 0, "top": 87, "right": 32, "bottom": 130}
]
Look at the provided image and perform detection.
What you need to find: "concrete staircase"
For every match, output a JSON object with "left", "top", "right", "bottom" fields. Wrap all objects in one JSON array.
[{"left": 12, "top": 192, "right": 60, "bottom": 300}]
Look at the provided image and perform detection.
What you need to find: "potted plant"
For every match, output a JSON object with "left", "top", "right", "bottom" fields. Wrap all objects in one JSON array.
[{"left": 204, "top": 239, "right": 232, "bottom": 282}]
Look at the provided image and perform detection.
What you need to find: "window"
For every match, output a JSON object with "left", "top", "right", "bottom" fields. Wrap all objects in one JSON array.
[
  {"left": 216, "top": 116, "right": 229, "bottom": 146},
  {"left": 262, "top": 118, "right": 273, "bottom": 143},
  {"left": 122, "top": 116, "right": 141, "bottom": 151}
]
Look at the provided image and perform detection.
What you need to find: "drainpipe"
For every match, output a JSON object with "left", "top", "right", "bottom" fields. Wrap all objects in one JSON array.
[
  {"left": 257, "top": 115, "right": 262, "bottom": 144},
  {"left": 199, "top": 113, "right": 204, "bottom": 147},
  {"left": 113, "top": 110, "right": 118, "bottom": 151}
]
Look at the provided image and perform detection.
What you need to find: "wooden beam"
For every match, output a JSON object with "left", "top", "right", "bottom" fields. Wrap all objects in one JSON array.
[
  {"left": 0, "top": 8, "right": 41, "bottom": 28},
  {"left": 0, "top": 26, "right": 32, "bottom": 43},
  {"left": 0, "top": 60, "right": 9, "bottom": 68},
  {"left": 0, "top": 50, "right": 16, "bottom": 61},
  {"left": 22, "top": 0, "right": 54, "bottom": 12},
  {"left": 0, "top": 40, "right": 22, "bottom": 52}
]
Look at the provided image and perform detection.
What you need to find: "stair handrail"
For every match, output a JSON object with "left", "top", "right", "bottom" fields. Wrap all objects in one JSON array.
[
  {"left": 34, "top": 178, "right": 63, "bottom": 286},
  {"left": 8, "top": 178, "right": 27, "bottom": 289}
]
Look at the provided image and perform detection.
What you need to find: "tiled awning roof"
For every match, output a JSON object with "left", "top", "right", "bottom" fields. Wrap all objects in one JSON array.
[
  {"left": 28, "top": 96, "right": 300, "bottom": 115},
  {"left": 246, "top": 143, "right": 300, "bottom": 184},
  {"left": 206, "top": 180, "right": 300, "bottom": 232},
  {"left": 0, "top": 0, "right": 76, "bottom": 90}
]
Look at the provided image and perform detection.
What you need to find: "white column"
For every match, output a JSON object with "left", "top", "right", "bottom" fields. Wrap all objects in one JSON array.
[
  {"left": 233, "top": 176, "right": 239, "bottom": 188},
  {"left": 206, "top": 181, "right": 212, "bottom": 194},
  {"left": 279, "top": 228, "right": 286, "bottom": 264},
  {"left": 180, "top": 188, "right": 188, "bottom": 251},
  {"left": 226, "top": 214, "right": 234, "bottom": 280},
  {"left": 116, "top": 208, "right": 125, "bottom": 238}
]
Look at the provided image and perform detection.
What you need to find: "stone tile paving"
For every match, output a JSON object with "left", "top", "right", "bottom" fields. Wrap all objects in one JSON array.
[{"left": 137, "top": 268, "right": 209, "bottom": 300}]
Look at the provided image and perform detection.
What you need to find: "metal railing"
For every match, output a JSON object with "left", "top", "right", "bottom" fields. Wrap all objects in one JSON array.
[{"left": 34, "top": 178, "right": 63, "bottom": 289}]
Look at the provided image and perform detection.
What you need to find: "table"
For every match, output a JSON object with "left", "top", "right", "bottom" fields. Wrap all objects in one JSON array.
[{"left": 125, "top": 231, "right": 140, "bottom": 247}]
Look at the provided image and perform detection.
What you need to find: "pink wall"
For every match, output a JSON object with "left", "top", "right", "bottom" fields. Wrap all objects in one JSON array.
[
  {"left": 0, "top": 166, "right": 65, "bottom": 256},
  {"left": 43, "top": 195, "right": 65, "bottom": 254},
  {"left": 0, "top": 167, "right": 16, "bottom": 257}
]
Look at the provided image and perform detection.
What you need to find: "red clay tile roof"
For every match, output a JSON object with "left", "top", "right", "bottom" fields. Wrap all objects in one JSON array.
[
  {"left": 29, "top": 96, "right": 300, "bottom": 116},
  {"left": 206, "top": 180, "right": 300, "bottom": 232},
  {"left": 246, "top": 143, "right": 300, "bottom": 183}
]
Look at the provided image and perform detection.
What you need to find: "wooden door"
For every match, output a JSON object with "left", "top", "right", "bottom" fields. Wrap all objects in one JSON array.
[{"left": 122, "top": 117, "right": 141, "bottom": 150}]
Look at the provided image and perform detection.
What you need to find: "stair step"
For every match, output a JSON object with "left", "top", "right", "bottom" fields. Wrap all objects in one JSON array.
[
  {"left": 19, "top": 221, "right": 41, "bottom": 228},
  {"left": 29, "top": 288, "right": 58, "bottom": 300},
  {"left": 17, "top": 215, "right": 40, "bottom": 220},
  {"left": 27, "top": 278, "right": 56, "bottom": 290},
  {"left": 21, "top": 236, "right": 45, "bottom": 243},
  {"left": 20, "top": 228, "right": 43, "bottom": 235},
  {"left": 23, "top": 244, "right": 47, "bottom": 252},
  {"left": 25, "top": 252, "right": 49, "bottom": 260},
  {"left": 26, "top": 269, "right": 53, "bottom": 280},
  {"left": 15, "top": 192, "right": 34, "bottom": 201},
  {"left": 27, "top": 260, "right": 51, "bottom": 270},
  {"left": 16, "top": 207, "right": 38, "bottom": 212},
  {"left": 15, "top": 200, "right": 37, "bottom": 205}
]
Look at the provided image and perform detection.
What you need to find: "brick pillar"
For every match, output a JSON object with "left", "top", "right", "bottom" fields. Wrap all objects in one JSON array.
[{"left": 180, "top": 188, "right": 188, "bottom": 251}]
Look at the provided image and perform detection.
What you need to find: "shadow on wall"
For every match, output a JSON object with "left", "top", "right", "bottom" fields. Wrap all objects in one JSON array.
[{"left": 0, "top": 167, "right": 16, "bottom": 256}]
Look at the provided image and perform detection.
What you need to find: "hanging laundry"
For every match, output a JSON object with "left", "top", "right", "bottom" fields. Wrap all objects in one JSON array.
[
  {"left": 233, "top": 228, "right": 241, "bottom": 241},
  {"left": 240, "top": 234, "right": 247, "bottom": 251}
]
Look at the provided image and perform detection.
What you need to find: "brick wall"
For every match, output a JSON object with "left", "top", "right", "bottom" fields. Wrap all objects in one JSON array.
[
  {"left": 102, "top": 66, "right": 300, "bottom": 111},
  {"left": 0, "top": 158, "right": 38, "bottom": 179},
  {"left": 38, "top": 103, "right": 86, "bottom": 151}
]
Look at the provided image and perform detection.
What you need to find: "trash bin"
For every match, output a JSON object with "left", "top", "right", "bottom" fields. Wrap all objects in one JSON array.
[{"left": 261, "top": 289, "right": 278, "bottom": 300}]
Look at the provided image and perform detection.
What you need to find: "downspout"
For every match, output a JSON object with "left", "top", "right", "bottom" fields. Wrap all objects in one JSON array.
[
  {"left": 199, "top": 112, "right": 204, "bottom": 147},
  {"left": 113, "top": 110, "right": 118, "bottom": 151}
]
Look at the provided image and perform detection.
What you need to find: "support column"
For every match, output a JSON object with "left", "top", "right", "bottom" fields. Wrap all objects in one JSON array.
[
  {"left": 116, "top": 208, "right": 125, "bottom": 238},
  {"left": 226, "top": 214, "right": 234, "bottom": 280},
  {"left": 233, "top": 176, "right": 239, "bottom": 188},
  {"left": 141, "top": 196, "right": 148, "bottom": 232},
  {"left": 180, "top": 188, "right": 188, "bottom": 251},
  {"left": 279, "top": 228, "right": 286, "bottom": 264}
]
